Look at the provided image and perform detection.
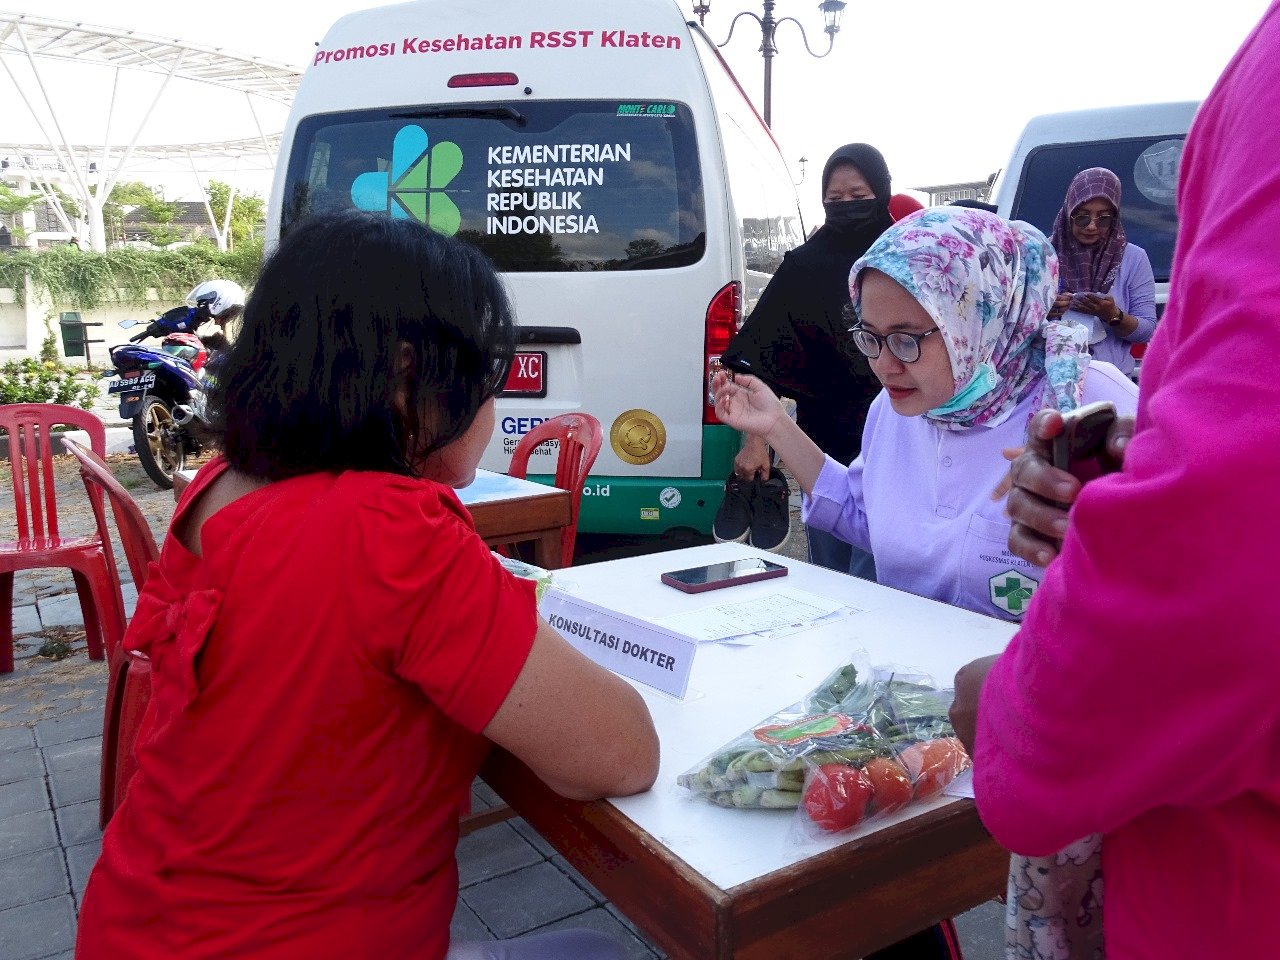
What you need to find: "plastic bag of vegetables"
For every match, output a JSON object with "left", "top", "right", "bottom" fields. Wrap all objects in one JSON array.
[
  {"left": 675, "top": 652, "right": 969, "bottom": 838},
  {"left": 493, "top": 553, "right": 555, "bottom": 602}
]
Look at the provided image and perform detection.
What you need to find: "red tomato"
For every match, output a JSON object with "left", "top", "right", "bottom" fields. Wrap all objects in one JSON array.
[
  {"left": 863, "top": 757, "right": 913, "bottom": 814},
  {"left": 802, "top": 764, "right": 872, "bottom": 832},
  {"left": 898, "top": 737, "right": 968, "bottom": 799}
]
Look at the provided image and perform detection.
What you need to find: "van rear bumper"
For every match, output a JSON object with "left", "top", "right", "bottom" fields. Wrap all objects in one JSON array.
[
  {"left": 574, "top": 474, "right": 730, "bottom": 536},
  {"left": 525, "top": 425, "right": 738, "bottom": 536}
]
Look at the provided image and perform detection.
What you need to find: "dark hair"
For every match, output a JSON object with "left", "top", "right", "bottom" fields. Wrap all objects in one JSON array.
[
  {"left": 949, "top": 198, "right": 998, "bottom": 214},
  {"left": 211, "top": 210, "right": 515, "bottom": 480}
]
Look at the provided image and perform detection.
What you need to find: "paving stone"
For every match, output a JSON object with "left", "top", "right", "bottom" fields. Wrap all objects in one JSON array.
[
  {"left": 509, "top": 817, "right": 556, "bottom": 859},
  {"left": 66, "top": 837, "right": 102, "bottom": 904},
  {"left": 54, "top": 800, "right": 100, "bottom": 848},
  {"left": 551, "top": 854, "right": 606, "bottom": 904},
  {"left": 0, "top": 809, "right": 59, "bottom": 862},
  {"left": 0, "top": 894, "right": 77, "bottom": 960},
  {"left": 472, "top": 779, "right": 501, "bottom": 807},
  {"left": 0, "top": 726, "right": 35, "bottom": 753},
  {"left": 48, "top": 762, "right": 99, "bottom": 808},
  {"left": 605, "top": 903, "right": 653, "bottom": 945},
  {"left": 11, "top": 658, "right": 73, "bottom": 680},
  {"left": 34, "top": 709, "right": 103, "bottom": 748},
  {"left": 11, "top": 638, "right": 42, "bottom": 660},
  {"left": 42, "top": 736, "right": 101, "bottom": 774},
  {"left": 0, "top": 778, "right": 49, "bottom": 819},
  {"left": 450, "top": 898, "right": 494, "bottom": 944},
  {"left": 954, "top": 898, "right": 1005, "bottom": 960},
  {"left": 539, "top": 905, "right": 662, "bottom": 960},
  {"left": 11, "top": 605, "right": 41, "bottom": 637},
  {"left": 0, "top": 747, "right": 43, "bottom": 786},
  {"left": 457, "top": 821, "right": 544, "bottom": 888},
  {"left": 0, "top": 847, "right": 69, "bottom": 910},
  {"left": 461, "top": 860, "right": 595, "bottom": 939},
  {"left": 121, "top": 582, "right": 138, "bottom": 619},
  {"left": 34, "top": 594, "right": 85, "bottom": 630}
]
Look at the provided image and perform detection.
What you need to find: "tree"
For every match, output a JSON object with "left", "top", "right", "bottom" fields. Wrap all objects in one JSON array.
[
  {"left": 0, "top": 182, "right": 44, "bottom": 245},
  {"left": 96, "top": 181, "right": 176, "bottom": 245},
  {"left": 207, "top": 180, "right": 266, "bottom": 249}
]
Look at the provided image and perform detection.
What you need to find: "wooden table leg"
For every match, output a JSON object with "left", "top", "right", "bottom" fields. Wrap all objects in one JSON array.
[{"left": 530, "top": 530, "right": 563, "bottom": 570}]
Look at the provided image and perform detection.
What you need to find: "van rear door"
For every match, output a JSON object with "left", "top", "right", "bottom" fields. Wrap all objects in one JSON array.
[{"left": 1007, "top": 136, "right": 1185, "bottom": 287}]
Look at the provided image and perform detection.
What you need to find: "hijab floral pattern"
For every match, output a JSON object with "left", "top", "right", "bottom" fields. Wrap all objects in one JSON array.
[{"left": 851, "top": 208, "right": 1090, "bottom": 432}]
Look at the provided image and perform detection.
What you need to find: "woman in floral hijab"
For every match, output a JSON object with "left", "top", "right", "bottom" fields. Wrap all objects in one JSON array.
[
  {"left": 710, "top": 204, "right": 1137, "bottom": 618},
  {"left": 713, "top": 208, "right": 1137, "bottom": 956}
]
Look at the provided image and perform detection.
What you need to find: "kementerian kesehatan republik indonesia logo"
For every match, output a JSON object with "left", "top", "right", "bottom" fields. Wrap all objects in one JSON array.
[{"left": 351, "top": 125, "right": 464, "bottom": 235}]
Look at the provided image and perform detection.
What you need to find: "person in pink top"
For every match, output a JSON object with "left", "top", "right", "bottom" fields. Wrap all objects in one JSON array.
[{"left": 950, "top": 4, "right": 1280, "bottom": 958}]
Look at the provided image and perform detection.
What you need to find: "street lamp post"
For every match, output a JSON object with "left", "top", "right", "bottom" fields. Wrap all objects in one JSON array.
[{"left": 692, "top": 0, "right": 846, "bottom": 127}]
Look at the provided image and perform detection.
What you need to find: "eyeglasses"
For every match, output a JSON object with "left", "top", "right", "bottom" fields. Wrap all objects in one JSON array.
[
  {"left": 848, "top": 325, "right": 940, "bottom": 363},
  {"left": 1070, "top": 212, "right": 1116, "bottom": 230}
]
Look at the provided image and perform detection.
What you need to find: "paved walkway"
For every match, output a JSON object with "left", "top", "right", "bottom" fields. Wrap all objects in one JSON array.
[{"left": 0, "top": 454, "right": 1003, "bottom": 960}]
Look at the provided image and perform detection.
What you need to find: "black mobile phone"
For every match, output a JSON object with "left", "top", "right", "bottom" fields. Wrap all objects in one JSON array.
[
  {"left": 660, "top": 558, "right": 788, "bottom": 594},
  {"left": 718, "top": 355, "right": 754, "bottom": 376},
  {"left": 1051, "top": 401, "right": 1118, "bottom": 477}
]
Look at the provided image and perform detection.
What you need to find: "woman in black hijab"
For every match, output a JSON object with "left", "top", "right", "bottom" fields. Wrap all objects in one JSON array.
[{"left": 721, "top": 143, "right": 893, "bottom": 576}]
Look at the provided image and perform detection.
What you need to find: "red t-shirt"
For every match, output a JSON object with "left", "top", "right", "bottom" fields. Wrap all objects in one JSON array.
[{"left": 77, "top": 460, "right": 537, "bottom": 959}]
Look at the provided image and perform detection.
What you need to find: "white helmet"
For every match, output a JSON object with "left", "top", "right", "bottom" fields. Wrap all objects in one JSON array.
[{"left": 186, "top": 279, "right": 246, "bottom": 319}]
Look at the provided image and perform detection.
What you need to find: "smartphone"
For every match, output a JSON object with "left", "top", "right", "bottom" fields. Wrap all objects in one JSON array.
[
  {"left": 1051, "top": 401, "right": 1118, "bottom": 477},
  {"left": 718, "top": 356, "right": 755, "bottom": 376},
  {"left": 660, "top": 558, "right": 788, "bottom": 594},
  {"left": 1069, "top": 291, "right": 1104, "bottom": 306}
]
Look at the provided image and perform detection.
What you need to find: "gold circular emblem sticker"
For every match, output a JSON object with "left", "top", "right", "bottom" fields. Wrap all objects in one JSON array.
[{"left": 610, "top": 409, "right": 667, "bottom": 465}]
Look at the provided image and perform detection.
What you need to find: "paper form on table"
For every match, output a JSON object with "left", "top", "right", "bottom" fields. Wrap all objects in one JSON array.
[{"left": 649, "top": 587, "right": 855, "bottom": 643}]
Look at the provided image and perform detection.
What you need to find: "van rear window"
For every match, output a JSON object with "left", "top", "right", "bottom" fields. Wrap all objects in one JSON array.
[
  {"left": 1010, "top": 137, "right": 1184, "bottom": 283},
  {"left": 281, "top": 100, "right": 705, "bottom": 271}
]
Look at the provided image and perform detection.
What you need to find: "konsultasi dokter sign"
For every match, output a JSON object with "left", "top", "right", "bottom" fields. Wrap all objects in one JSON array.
[{"left": 539, "top": 588, "right": 697, "bottom": 699}]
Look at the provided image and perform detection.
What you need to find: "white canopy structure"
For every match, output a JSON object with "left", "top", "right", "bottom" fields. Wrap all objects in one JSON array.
[{"left": 0, "top": 13, "right": 301, "bottom": 250}]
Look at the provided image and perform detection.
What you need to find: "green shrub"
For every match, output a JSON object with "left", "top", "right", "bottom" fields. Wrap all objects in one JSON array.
[
  {"left": 0, "top": 358, "right": 100, "bottom": 409},
  {"left": 0, "top": 241, "right": 264, "bottom": 308},
  {"left": 39, "top": 330, "right": 59, "bottom": 363}
]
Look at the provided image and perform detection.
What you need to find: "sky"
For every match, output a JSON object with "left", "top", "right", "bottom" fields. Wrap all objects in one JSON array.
[{"left": 4, "top": 0, "right": 1272, "bottom": 218}]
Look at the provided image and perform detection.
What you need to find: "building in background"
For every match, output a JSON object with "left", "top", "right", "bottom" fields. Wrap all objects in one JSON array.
[{"left": 914, "top": 179, "right": 992, "bottom": 206}]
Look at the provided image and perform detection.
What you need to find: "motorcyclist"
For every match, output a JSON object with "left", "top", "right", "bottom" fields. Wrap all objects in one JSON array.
[{"left": 130, "top": 279, "right": 246, "bottom": 350}]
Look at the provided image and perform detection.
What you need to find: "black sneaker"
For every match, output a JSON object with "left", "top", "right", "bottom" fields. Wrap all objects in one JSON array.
[
  {"left": 712, "top": 472, "right": 754, "bottom": 543},
  {"left": 749, "top": 467, "right": 791, "bottom": 551}
]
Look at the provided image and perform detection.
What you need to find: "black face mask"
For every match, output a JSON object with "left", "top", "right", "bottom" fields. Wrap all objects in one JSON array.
[{"left": 824, "top": 198, "right": 880, "bottom": 230}]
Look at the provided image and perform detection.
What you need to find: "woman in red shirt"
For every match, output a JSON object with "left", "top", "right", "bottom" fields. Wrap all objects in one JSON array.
[{"left": 76, "top": 211, "right": 659, "bottom": 960}]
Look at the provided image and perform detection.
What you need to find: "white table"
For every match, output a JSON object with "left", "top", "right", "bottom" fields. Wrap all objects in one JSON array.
[{"left": 482, "top": 542, "right": 1018, "bottom": 958}]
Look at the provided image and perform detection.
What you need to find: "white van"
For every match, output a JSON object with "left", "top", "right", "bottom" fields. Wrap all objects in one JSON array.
[
  {"left": 266, "top": 0, "right": 804, "bottom": 538},
  {"left": 990, "top": 101, "right": 1198, "bottom": 314}
]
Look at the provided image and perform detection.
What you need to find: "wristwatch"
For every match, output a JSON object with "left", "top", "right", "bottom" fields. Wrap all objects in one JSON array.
[{"left": 1107, "top": 309, "right": 1124, "bottom": 325}]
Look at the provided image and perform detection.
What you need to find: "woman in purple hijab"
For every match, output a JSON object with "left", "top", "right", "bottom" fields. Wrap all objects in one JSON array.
[{"left": 1047, "top": 167, "right": 1157, "bottom": 378}]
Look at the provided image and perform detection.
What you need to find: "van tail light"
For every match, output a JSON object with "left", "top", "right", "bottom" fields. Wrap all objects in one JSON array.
[
  {"left": 703, "top": 281, "right": 742, "bottom": 425},
  {"left": 448, "top": 72, "right": 519, "bottom": 88}
]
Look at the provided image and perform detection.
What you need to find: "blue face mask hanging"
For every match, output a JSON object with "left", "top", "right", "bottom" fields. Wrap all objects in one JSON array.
[{"left": 927, "top": 362, "right": 999, "bottom": 417}]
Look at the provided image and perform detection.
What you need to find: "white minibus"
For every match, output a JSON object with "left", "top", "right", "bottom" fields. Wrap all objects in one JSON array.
[{"left": 266, "top": 0, "right": 805, "bottom": 538}]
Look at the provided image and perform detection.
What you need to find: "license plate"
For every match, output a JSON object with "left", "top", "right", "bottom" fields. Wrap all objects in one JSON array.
[
  {"left": 501, "top": 351, "right": 547, "bottom": 398},
  {"left": 108, "top": 372, "right": 156, "bottom": 394}
]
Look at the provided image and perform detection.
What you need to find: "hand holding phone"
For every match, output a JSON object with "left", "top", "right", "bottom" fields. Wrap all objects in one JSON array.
[
  {"left": 660, "top": 558, "right": 788, "bottom": 593},
  {"left": 1051, "top": 401, "right": 1118, "bottom": 480}
]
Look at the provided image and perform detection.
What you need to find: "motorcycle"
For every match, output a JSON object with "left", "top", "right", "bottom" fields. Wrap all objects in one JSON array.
[{"left": 103, "top": 306, "right": 221, "bottom": 489}]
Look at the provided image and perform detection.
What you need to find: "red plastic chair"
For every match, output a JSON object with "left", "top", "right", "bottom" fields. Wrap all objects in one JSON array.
[
  {"left": 506, "top": 413, "right": 603, "bottom": 569},
  {"left": 63, "top": 440, "right": 159, "bottom": 827},
  {"left": 0, "top": 404, "right": 114, "bottom": 674}
]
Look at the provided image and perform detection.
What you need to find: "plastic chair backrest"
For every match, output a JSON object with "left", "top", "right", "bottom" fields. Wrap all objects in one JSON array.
[
  {"left": 506, "top": 412, "right": 603, "bottom": 567},
  {"left": 63, "top": 440, "right": 160, "bottom": 588},
  {"left": 0, "top": 403, "right": 107, "bottom": 544}
]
